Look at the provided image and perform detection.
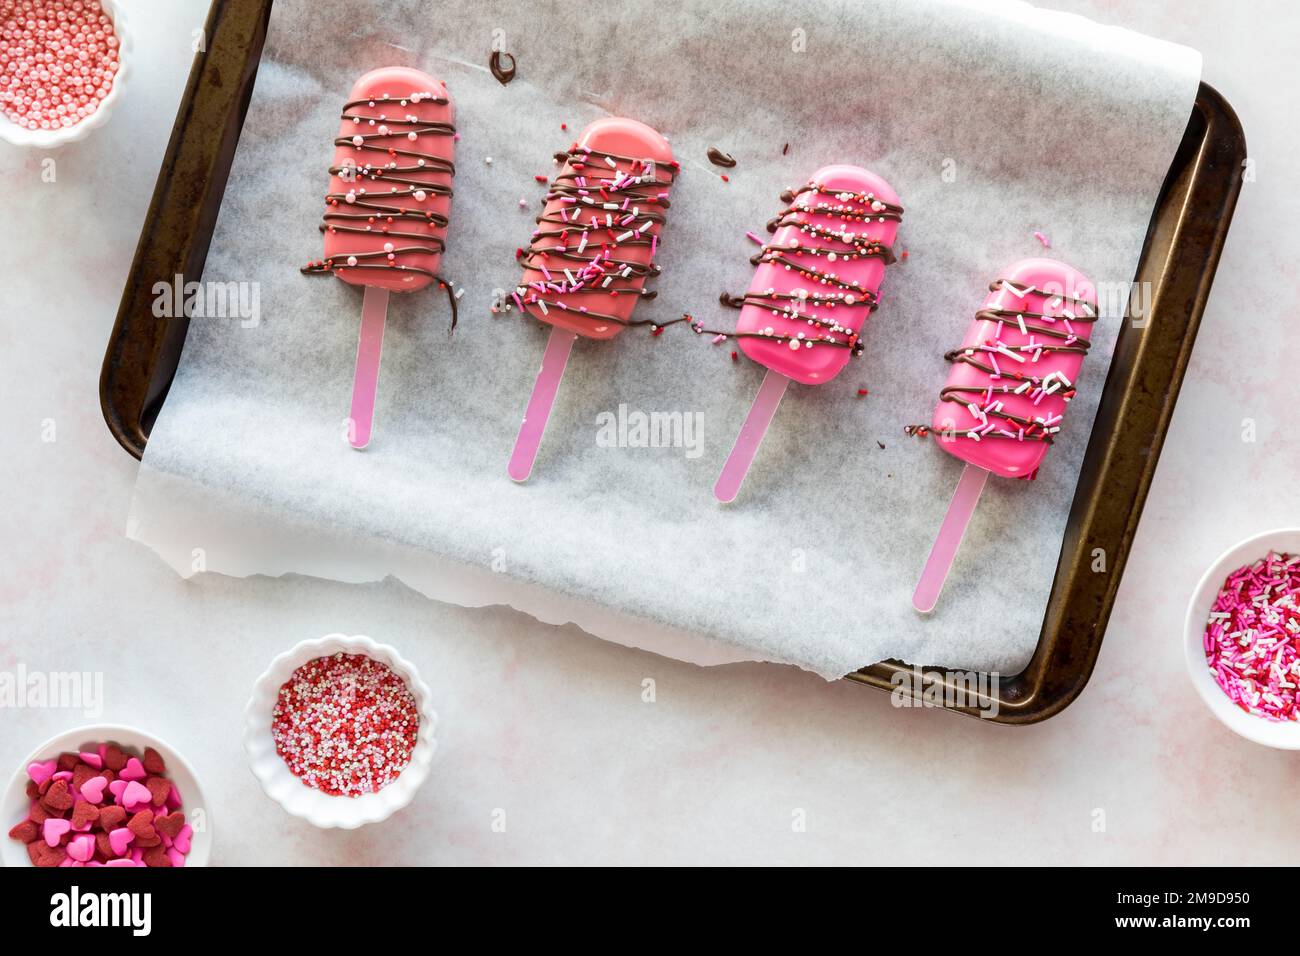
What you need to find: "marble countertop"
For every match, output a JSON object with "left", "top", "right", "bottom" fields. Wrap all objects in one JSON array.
[{"left": 2, "top": 0, "right": 1295, "bottom": 865}]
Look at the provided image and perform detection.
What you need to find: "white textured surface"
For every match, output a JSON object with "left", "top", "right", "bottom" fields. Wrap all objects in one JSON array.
[
  {"left": 1, "top": 0, "right": 1297, "bottom": 865},
  {"left": 128, "top": 0, "right": 1198, "bottom": 678}
]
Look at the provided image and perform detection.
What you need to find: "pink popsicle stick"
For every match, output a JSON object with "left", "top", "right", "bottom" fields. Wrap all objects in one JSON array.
[
  {"left": 509, "top": 328, "right": 578, "bottom": 482},
  {"left": 714, "top": 369, "right": 789, "bottom": 503},
  {"left": 348, "top": 286, "right": 390, "bottom": 450},
  {"left": 913, "top": 462, "right": 989, "bottom": 613}
]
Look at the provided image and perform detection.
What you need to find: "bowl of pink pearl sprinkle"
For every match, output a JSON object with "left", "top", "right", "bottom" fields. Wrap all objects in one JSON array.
[
  {"left": 1185, "top": 529, "right": 1300, "bottom": 749},
  {"left": 0, "top": 0, "right": 131, "bottom": 149}
]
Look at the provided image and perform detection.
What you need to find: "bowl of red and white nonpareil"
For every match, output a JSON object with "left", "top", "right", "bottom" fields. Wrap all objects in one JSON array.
[
  {"left": 244, "top": 634, "right": 438, "bottom": 829},
  {"left": 1185, "top": 529, "right": 1300, "bottom": 749}
]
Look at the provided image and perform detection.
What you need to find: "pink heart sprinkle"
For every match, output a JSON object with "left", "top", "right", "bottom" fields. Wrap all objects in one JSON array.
[
  {"left": 59, "top": 858, "right": 80, "bottom": 867},
  {"left": 104, "top": 859, "right": 135, "bottom": 867},
  {"left": 66, "top": 834, "right": 94, "bottom": 862},
  {"left": 129, "top": 848, "right": 144, "bottom": 864},
  {"left": 173, "top": 824, "right": 193, "bottom": 854},
  {"left": 165, "top": 783, "right": 183, "bottom": 811},
  {"left": 52, "top": 770, "right": 73, "bottom": 782},
  {"left": 79, "top": 752, "right": 103, "bottom": 770},
  {"left": 79, "top": 775, "right": 108, "bottom": 804},
  {"left": 166, "top": 848, "right": 186, "bottom": 867},
  {"left": 122, "top": 780, "right": 152, "bottom": 808},
  {"left": 27, "top": 760, "right": 56, "bottom": 787},
  {"left": 108, "top": 779, "right": 127, "bottom": 804},
  {"left": 118, "top": 757, "right": 147, "bottom": 782},
  {"left": 108, "top": 827, "right": 134, "bottom": 856},
  {"left": 43, "top": 818, "right": 71, "bottom": 847}
]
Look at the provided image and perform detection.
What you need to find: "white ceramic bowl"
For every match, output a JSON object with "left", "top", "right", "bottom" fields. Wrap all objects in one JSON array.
[
  {"left": 1, "top": 723, "right": 212, "bottom": 867},
  {"left": 244, "top": 634, "right": 437, "bottom": 829},
  {"left": 0, "top": 0, "right": 132, "bottom": 149},
  {"left": 1184, "top": 528, "right": 1300, "bottom": 750}
]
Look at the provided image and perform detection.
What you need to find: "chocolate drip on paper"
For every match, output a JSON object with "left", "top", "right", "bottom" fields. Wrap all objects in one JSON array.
[
  {"left": 706, "top": 147, "right": 736, "bottom": 168},
  {"left": 489, "top": 50, "right": 516, "bottom": 85}
]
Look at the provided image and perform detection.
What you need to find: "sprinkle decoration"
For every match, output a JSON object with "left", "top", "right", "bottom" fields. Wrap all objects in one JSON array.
[
  {"left": 300, "top": 86, "right": 458, "bottom": 328},
  {"left": 1204, "top": 552, "right": 1300, "bottom": 722},
  {"left": 0, "top": 0, "right": 121, "bottom": 131},
  {"left": 905, "top": 276, "right": 1097, "bottom": 446},
  {"left": 272, "top": 653, "right": 420, "bottom": 797},
  {"left": 504, "top": 141, "right": 689, "bottom": 333},
  {"left": 689, "top": 180, "right": 903, "bottom": 355},
  {"left": 1033, "top": 230, "right": 1052, "bottom": 248}
]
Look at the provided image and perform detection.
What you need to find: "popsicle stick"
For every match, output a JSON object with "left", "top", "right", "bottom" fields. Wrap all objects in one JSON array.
[
  {"left": 509, "top": 328, "right": 578, "bottom": 482},
  {"left": 913, "top": 463, "right": 989, "bottom": 613},
  {"left": 348, "top": 286, "right": 390, "bottom": 450},
  {"left": 714, "top": 369, "right": 790, "bottom": 503}
]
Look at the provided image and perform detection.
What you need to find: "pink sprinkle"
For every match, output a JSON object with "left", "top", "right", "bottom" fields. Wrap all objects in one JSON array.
[
  {"left": 746, "top": 231, "right": 764, "bottom": 245},
  {"left": 712, "top": 334, "right": 726, "bottom": 344},
  {"left": 1204, "top": 551, "right": 1300, "bottom": 722},
  {"left": 1033, "top": 230, "right": 1051, "bottom": 249}
]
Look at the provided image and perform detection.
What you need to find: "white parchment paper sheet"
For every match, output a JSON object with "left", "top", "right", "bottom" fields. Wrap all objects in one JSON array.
[{"left": 128, "top": 0, "right": 1201, "bottom": 678}]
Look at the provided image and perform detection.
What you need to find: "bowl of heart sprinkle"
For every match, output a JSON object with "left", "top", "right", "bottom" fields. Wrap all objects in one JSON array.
[
  {"left": 4, "top": 734, "right": 200, "bottom": 867},
  {"left": 1202, "top": 551, "right": 1300, "bottom": 722},
  {"left": 271, "top": 652, "right": 421, "bottom": 797}
]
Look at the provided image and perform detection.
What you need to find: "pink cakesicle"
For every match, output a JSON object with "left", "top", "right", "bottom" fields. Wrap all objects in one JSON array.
[
  {"left": 301, "top": 66, "right": 457, "bottom": 449},
  {"left": 711, "top": 166, "right": 903, "bottom": 502},
  {"left": 912, "top": 258, "right": 1098, "bottom": 612},
  {"left": 507, "top": 117, "right": 681, "bottom": 482}
]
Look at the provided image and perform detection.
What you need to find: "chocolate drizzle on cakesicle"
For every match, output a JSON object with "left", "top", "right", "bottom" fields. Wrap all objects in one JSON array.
[
  {"left": 301, "top": 90, "right": 459, "bottom": 328},
  {"left": 906, "top": 277, "right": 1096, "bottom": 445},
  {"left": 509, "top": 143, "right": 686, "bottom": 331},
  {"left": 691, "top": 180, "right": 903, "bottom": 353}
]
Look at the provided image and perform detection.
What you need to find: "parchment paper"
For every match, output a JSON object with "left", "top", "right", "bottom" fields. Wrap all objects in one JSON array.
[{"left": 128, "top": 0, "right": 1201, "bottom": 679}]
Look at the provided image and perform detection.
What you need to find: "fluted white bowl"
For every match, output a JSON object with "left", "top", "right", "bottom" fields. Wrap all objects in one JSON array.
[
  {"left": 0, "top": 0, "right": 133, "bottom": 148},
  {"left": 1184, "top": 528, "right": 1300, "bottom": 750},
  {"left": 244, "top": 634, "right": 437, "bottom": 829}
]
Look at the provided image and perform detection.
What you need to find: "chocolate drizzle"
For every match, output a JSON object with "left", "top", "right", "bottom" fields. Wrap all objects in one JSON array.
[
  {"left": 507, "top": 143, "right": 685, "bottom": 330},
  {"left": 691, "top": 180, "right": 903, "bottom": 354},
  {"left": 489, "top": 50, "right": 516, "bottom": 86},
  {"left": 909, "top": 278, "right": 1097, "bottom": 445},
  {"left": 706, "top": 147, "right": 737, "bottom": 168},
  {"left": 302, "top": 91, "right": 458, "bottom": 329}
]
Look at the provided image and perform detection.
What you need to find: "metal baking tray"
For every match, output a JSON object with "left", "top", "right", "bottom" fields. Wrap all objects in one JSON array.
[{"left": 100, "top": 0, "right": 1246, "bottom": 723}]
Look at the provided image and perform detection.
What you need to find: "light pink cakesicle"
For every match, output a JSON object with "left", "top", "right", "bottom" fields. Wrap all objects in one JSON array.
[
  {"left": 301, "top": 67, "right": 457, "bottom": 450},
  {"left": 711, "top": 166, "right": 903, "bottom": 502},
  {"left": 912, "top": 258, "right": 1098, "bottom": 612},
  {"left": 311, "top": 66, "right": 456, "bottom": 292},
  {"left": 507, "top": 118, "right": 682, "bottom": 482},
  {"left": 512, "top": 117, "right": 679, "bottom": 340}
]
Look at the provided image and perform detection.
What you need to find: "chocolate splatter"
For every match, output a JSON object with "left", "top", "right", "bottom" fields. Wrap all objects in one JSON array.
[
  {"left": 782, "top": 142, "right": 789, "bottom": 155},
  {"left": 706, "top": 146, "right": 736, "bottom": 168},
  {"left": 489, "top": 50, "right": 516, "bottom": 86}
]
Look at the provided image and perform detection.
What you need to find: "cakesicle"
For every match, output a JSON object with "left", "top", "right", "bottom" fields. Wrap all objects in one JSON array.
[
  {"left": 710, "top": 166, "right": 903, "bottom": 502},
  {"left": 912, "top": 258, "right": 1098, "bottom": 612},
  {"left": 301, "top": 66, "right": 457, "bottom": 449},
  {"left": 507, "top": 117, "right": 680, "bottom": 481}
]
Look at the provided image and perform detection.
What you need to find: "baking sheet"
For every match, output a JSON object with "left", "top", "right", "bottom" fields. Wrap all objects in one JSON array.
[{"left": 127, "top": 0, "right": 1201, "bottom": 679}]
